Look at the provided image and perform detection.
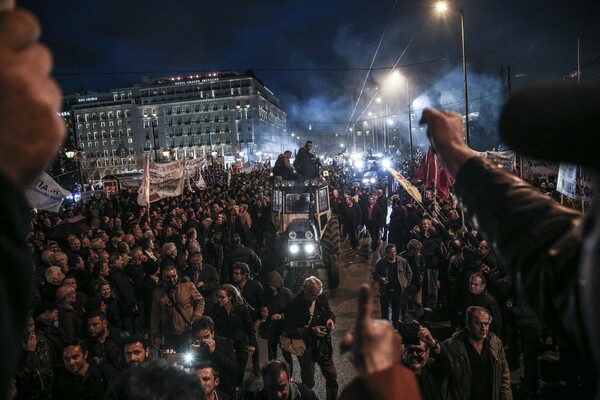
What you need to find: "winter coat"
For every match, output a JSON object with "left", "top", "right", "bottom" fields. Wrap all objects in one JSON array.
[
  {"left": 151, "top": 282, "right": 205, "bottom": 337},
  {"left": 372, "top": 256, "right": 413, "bottom": 296},
  {"left": 444, "top": 329, "right": 512, "bottom": 400},
  {"left": 210, "top": 304, "right": 257, "bottom": 350},
  {"left": 260, "top": 271, "right": 293, "bottom": 339}
]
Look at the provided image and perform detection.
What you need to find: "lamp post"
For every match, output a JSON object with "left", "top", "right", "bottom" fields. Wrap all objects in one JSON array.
[
  {"left": 150, "top": 120, "right": 160, "bottom": 162},
  {"left": 387, "top": 71, "right": 413, "bottom": 162},
  {"left": 436, "top": 1, "right": 470, "bottom": 146},
  {"left": 65, "top": 147, "right": 85, "bottom": 195}
]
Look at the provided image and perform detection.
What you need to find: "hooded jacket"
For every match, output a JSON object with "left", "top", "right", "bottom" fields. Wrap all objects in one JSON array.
[{"left": 260, "top": 271, "right": 293, "bottom": 338}]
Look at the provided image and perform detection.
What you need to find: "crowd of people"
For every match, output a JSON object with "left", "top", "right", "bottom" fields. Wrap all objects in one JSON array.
[
  {"left": 1, "top": 3, "right": 598, "bottom": 400},
  {"left": 13, "top": 131, "right": 589, "bottom": 400}
]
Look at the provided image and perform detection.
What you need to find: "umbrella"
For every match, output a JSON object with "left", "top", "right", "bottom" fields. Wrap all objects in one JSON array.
[{"left": 47, "top": 215, "right": 89, "bottom": 238}]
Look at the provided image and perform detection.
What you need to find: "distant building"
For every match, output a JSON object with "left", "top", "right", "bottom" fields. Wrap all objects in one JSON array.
[{"left": 62, "top": 71, "right": 289, "bottom": 182}]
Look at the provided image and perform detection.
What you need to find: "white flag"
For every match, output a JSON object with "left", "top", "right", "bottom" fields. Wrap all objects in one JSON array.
[
  {"left": 137, "top": 155, "right": 150, "bottom": 206},
  {"left": 26, "top": 172, "right": 71, "bottom": 212}
]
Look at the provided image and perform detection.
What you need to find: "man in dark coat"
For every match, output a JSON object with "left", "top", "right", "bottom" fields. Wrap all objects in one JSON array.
[
  {"left": 365, "top": 195, "right": 384, "bottom": 253},
  {"left": 341, "top": 197, "right": 362, "bottom": 250},
  {"left": 183, "top": 253, "right": 220, "bottom": 315},
  {"left": 108, "top": 253, "right": 140, "bottom": 333},
  {"left": 293, "top": 141, "right": 319, "bottom": 180},
  {"left": 226, "top": 233, "right": 262, "bottom": 280},
  {"left": 402, "top": 325, "right": 452, "bottom": 400},
  {"left": 259, "top": 271, "right": 294, "bottom": 375},
  {"left": 52, "top": 340, "right": 116, "bottom": 400},
  {"left": 256, "top": 360, "right": 318, "bottom": 400},
  {"left": 285, "top": 276, "right": 338, "bottom": 400},
  {"left": 232, "top": 262, "right": 264, "bottom": 376},
  {"left": 191, "top": 317, "right": 238, "bottom": 397}
]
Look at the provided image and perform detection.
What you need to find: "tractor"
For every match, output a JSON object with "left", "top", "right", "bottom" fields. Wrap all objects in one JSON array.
[{"left": 268, "top": 177, "right": 341, "bottom": 290}]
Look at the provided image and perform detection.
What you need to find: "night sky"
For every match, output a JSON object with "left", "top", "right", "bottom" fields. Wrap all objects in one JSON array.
[{"left": 20, "top": 0, "right": 600, "bottom": 150}]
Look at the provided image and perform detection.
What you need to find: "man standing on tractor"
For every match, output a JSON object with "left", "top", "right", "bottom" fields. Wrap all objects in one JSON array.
[{"left": 293, "top": 141, "right": 320, "bottom": 180}]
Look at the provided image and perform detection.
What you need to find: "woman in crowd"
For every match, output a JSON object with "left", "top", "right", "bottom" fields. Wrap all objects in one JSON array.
[{"left": 210, "top": 283, "right": 257, "bottom": 388}]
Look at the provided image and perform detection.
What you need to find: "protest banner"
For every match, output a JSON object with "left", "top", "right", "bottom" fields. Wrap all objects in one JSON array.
[
  {"left": 137, "top": 157, "right": 186, "bottom": 206},
  {"left": 521, "top": 156, "right": 559, "bottom": 181},
  {"left": 557, "top": 164, "right": 594, "bottom": 202}
]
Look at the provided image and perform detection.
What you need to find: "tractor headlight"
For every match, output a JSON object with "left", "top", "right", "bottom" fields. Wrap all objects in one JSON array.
[
  {"left": 304, "top": 243, "right": 315, "bottom": 254},
  {"left": 289, "top": 244, "right": 300, "bottom": 254},
  {"left": 362, "top": 178, "right": 368, "bottom": 184},
  {"left": 370, "top": 177, "right": 376, "bottom": 183},
  {"left": 288, "top": 231, "right": 297, "bottom": 240}
]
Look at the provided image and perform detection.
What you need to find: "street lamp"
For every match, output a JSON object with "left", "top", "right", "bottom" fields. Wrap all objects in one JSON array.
[
  {"left": 65, "top": 147, "right": 85, "bottom": 194},
  {"left": 436, "top": 1, "right": 470, "bottom": 146}
]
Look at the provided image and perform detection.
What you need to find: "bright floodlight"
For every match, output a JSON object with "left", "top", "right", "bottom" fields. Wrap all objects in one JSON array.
[
  {"left": 435, "top": 1, "right": 448, "bottom": 13},
  {"left": 381, "top": 158, "right": 391, "bottom": 168},
  {"left": 355, "top": 159, "right": 365, "bottom": 169}
]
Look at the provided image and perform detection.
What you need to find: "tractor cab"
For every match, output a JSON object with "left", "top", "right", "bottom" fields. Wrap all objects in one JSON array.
[{"left": 269, "top": 177, "right": 340, "bottom": 289}]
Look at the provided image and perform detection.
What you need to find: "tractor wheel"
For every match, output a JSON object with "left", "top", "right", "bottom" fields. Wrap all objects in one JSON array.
[{"left": 322, "top": 215, "right": 341, "bottom": 289}]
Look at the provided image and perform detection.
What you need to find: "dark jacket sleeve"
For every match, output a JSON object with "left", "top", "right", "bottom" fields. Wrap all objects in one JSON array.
[
  {"left": 212, "top": 336, "right": 238, "bottom": 377},
  {"left": 110, "top": 270, "right": 136, "bottom": 309},
  {"left": 430, "top": 344, "right": 453, "bottom": 381},
  {"left": 239, "top": 306, "right": 257, "bottom": 347},
  {"left": 455, "top": 156, "right": 587, "bottom": 356},
  {"left": 0, "top": 172, "right": 34, "bottom": 398},
  {"left": 284, "top": 295, "right": 312, "bottom": 340}
]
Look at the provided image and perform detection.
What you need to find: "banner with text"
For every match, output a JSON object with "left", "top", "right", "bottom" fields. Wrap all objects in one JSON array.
[
  {"left": 137, "top": 157, "right": 186, "bottom": 206},
  {"left": 557, "top": 164, "right": 595, "bottom": 202},
  {"left": 27, "top": 172, "right": 71, "bottom": 212},
  {"left": 486, "top": 150, "right": 516, "bottom": 172},
  {"left": 521, "top": 156, "right": 560, "bottom": 181}
]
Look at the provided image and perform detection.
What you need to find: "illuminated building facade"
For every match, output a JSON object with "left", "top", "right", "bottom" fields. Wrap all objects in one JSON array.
[{"left": 64, "top": 71, "right": 289, "bottom": 182}]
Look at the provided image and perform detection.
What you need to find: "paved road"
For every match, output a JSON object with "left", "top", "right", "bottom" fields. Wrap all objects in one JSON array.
[{"left": 244, "top": 234, "right": 381, "bottom": 398}]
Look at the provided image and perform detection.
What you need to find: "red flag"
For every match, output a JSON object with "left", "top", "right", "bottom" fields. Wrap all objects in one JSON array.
[{"left": 412, "top": 147, "right": 452, "bottom": 201}]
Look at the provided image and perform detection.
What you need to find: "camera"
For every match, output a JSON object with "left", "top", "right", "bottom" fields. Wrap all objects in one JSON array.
[{"left": 191, "top": 340, "right": 209, "bottom": 353}]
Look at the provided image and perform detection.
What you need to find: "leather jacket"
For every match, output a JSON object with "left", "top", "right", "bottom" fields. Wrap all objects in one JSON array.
[
  {"left": 455, "top": 157, "right": 591, "bottom": 368},
  {"left": 151, "top": 282, "right": 205, "bottom": 337}
]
